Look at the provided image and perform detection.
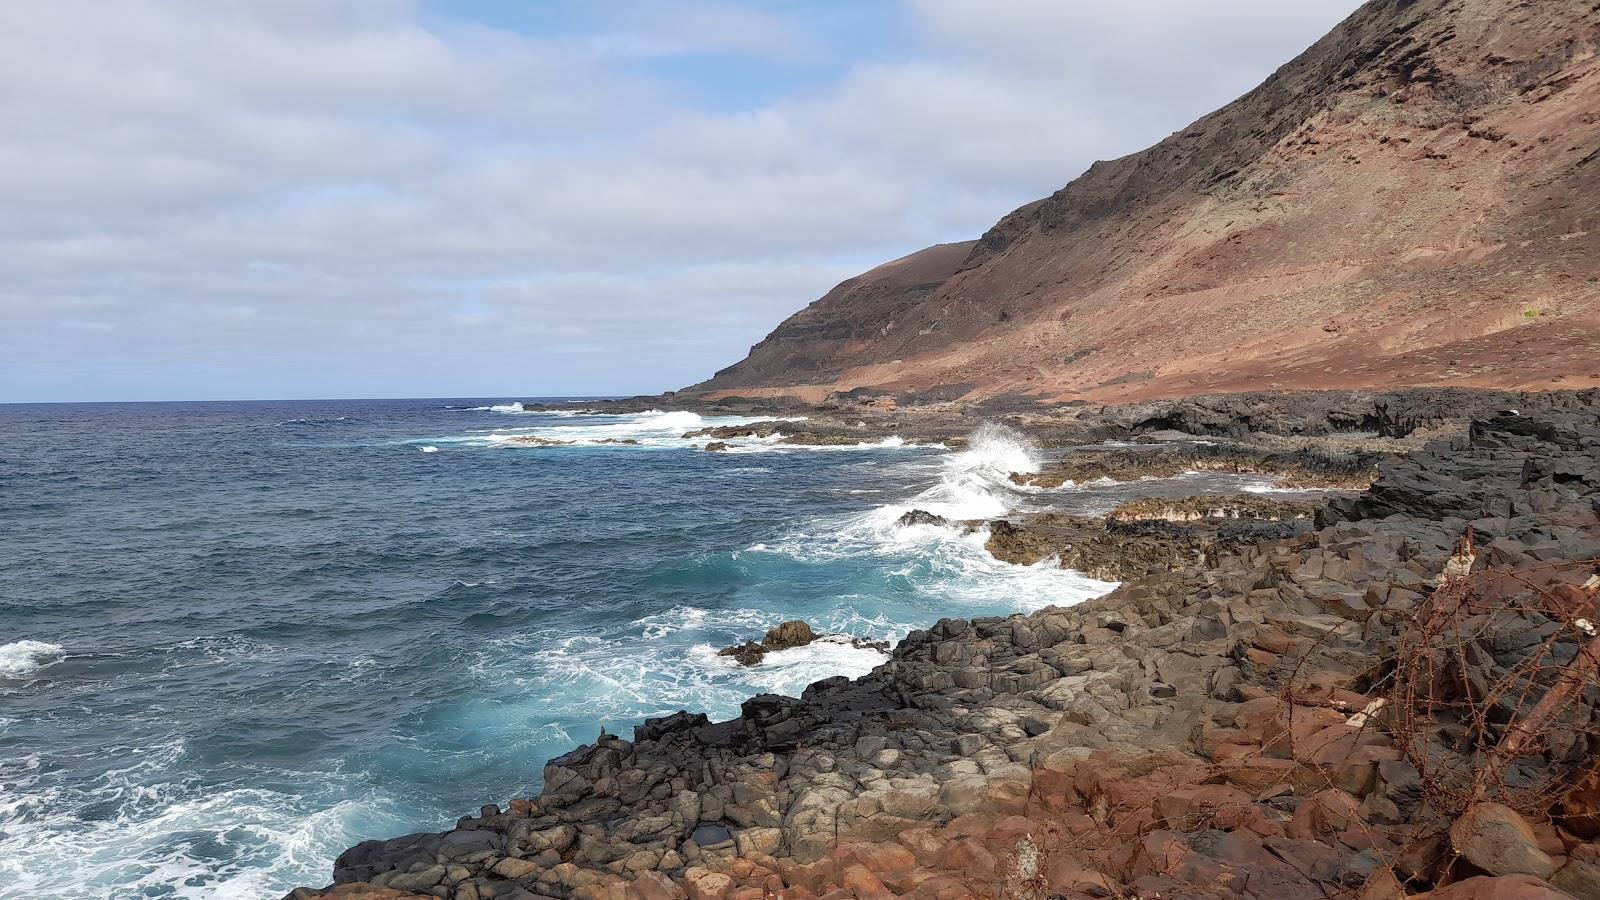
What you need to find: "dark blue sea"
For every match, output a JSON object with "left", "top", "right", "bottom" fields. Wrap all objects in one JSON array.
[{"left": 2, "top": 399, "right": 1145, "bottom": 898}]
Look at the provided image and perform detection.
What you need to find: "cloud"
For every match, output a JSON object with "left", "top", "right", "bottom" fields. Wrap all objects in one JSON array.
[{"left": 0, "top": 0, "right": 1361, "bottom": 401}]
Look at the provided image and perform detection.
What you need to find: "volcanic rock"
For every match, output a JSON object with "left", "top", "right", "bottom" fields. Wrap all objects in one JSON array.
[
  {"left": 717, "top": 621, "right": 817, "bottom": 666},
  {"left": 895, "top": 509, "right": 949, "bottom": 528},
  {"left": 685, "top": 0, "right": 1600, "bottom": 405},
  {"left": 1451, "top": 803, "right": 1558, "bottom": 879}
]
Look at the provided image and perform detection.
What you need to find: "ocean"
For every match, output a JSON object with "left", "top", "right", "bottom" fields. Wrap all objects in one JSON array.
[{"left": 0, "top": 399, "right": 1132, "bottom": 899}]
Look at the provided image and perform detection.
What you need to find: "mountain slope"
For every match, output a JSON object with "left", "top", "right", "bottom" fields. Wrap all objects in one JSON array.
[{"left": 691, "top": 0, "right": 1600, "bottom": 404}]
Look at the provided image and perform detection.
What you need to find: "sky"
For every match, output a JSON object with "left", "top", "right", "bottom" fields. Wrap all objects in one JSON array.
[{"left": 0, "top": 0, "right": 1362, "bottom": 403}]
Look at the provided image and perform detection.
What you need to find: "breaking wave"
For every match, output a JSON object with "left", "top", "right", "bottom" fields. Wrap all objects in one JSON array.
[
  {"left": 427, "top": 408, "right": 915, "bottom": 454},
  {"left": 745, "top": 422, "right": 1116, "bottom": 612},
  {"left": 0, "top": 640, "right": 65, "bottom": 677}
]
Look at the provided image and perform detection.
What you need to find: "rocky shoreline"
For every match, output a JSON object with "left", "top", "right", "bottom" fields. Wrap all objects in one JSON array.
[{"left": 293, "top": 390, "right": 1600, "bottom": 900}]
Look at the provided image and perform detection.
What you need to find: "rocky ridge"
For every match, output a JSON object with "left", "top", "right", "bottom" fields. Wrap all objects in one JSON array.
[
  {"left": 688, "top": 0, "right": 1600, "bottom": 405},
  {"left": 293, "top": 395, "right": 1600, "bottom": 899}
]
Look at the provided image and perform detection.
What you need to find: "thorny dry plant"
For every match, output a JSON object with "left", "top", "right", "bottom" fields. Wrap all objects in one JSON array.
[{"left": 998, "top": 529, "right": 1600, "bottom": 899}]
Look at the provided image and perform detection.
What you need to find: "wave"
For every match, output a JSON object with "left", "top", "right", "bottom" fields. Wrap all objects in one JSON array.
[
  {"left": 468, "top": 603, "right": 905, "bottom": 729},
  {"left": 743, "top": 423, "right": 1116, "bottom": 612},
  {"left": 638, "top": 410, "right": 703, "bottom": 430},
  {"left": 418, "top": 446, "right": 440, "bottom": 454},
  {"left": 431, "top": 413, "right": 809, "bottom": 452},
  {"left": 268, "top": 416, "right": 351, "bottom": 428},
  {"left": 0, "top": 739, "right": 399, "bottom": 899},
  {"left": 873, "top": 422, "right": 1038, "bottom": 521},
  {"left": 731, "top": 435, "right": 917, "bottom": 453},
  {"left": 0, "top": 640, "right": 65, "bottom": 677},
  {"left": 425, "top": 408, "right": 931, "bottom": 457},
  {"left": 459, "top": 404, "right": 588, "bottom": 416},
  {"left": 690, "top": 636, "right": 888, "bottom": 697},
  {"left": 1243, "top": 481, "right": 1331, "bottom": 494}
]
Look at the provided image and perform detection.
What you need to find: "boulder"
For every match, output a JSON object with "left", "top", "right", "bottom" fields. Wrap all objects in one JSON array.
[
  {"left": 717, "top": 621, "right": 817, "bottom": 666},
  {"left": 1415, "top": 875, "right": 1571, "bottom": 899},
  {"left": 1451, "top": 803, "right": 1557, "bottom": 879},
  {"left": 896, "top": 509, "right": 949, "bottom": 528}
]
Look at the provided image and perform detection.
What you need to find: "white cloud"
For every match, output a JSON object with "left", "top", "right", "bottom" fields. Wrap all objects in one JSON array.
[{"left": 0, "top": 0, "right": 1361, "bottom": 401}]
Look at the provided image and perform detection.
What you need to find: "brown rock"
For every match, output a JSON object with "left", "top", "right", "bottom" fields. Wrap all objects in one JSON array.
[
  {"left": 762, "top": 620, "right": 815, "bottom": 651},
  {"left": 1219, "top": 756, "right": 1316, "bottom": 794},
  {"left": 1562, "top": 771, "right": 1600, "bottom": 839},
  {"left": 682, "top": 868, "right": 733, "bottom": 900},
  {"left": 1356, "top": 866, "right": 1406, "bottom": 900},
  {"left": 833, "top": 842, "right": 915, "bottom": 875},
  {"left": 491, "top": 857, "right": 541, "bottom": 880},
  {"left": 1045, "top": 857, "right": 1113, "bottom": 895},
  {"left": 1287, "top": 789, "right": 1363, "bottom": 842},
  {"left": 314, "top": 887, "right": 434, "bottom": 900},
  {"left": 630, "top": 872, "right": 686, "bottom": 900},
  {"left": 1415, "top": 874, "right": 1570, "bottom": 899},
  {"left": 1452, "top": 803, "right": 1558, "bottom": 879},
  {"left": 895, "top": 829, "right": 949, "bottom": 868},
  {"left": 943, "top": 839, "right": 998, "bottom": 875},
  {"left": 1153, "top": 784, "right": 1256, "bottom": 831},
  {"left": 838, "top": 864, "right": 893, "bottom": 900},
  {"left": 1551, "top": 850, "right": 1600, "bottom": 900}
]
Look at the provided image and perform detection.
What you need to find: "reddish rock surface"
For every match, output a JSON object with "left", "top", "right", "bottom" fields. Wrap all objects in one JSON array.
[{"left": 690, "top": 0, "right": 1600, "bottom": 406}]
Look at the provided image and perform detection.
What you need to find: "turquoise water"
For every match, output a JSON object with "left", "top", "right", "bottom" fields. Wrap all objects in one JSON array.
[{"left": 0, "top": 399, "right": 1122, "bottom": 898}]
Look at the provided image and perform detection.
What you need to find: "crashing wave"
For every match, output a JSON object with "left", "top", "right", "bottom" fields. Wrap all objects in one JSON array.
[
  {"left": 0, "top": 640, "right": 65, "bottom": 677},
  {"left": 692, "top": 636, "right": 889, "bottom": 696},
  {"left": 476, "top": 403, "right": 530, "bottom": 413}
]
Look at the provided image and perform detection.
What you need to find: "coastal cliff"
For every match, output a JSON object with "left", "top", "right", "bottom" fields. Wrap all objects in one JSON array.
[
  {"left": 291, "top": 392, "right": 1600, "bottom": 899},
  {"left": 690, "top": 0, "right": 1600, "bottom": 405}
]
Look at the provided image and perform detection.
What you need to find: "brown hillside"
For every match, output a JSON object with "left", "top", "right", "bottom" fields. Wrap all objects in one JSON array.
[{"left": 691, "top": 0, "right": 1600, "bottom": 405}]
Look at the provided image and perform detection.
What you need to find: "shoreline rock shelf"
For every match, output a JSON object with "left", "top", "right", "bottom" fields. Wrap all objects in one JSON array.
[{"left": 292, "top": 398, "right": 1600, "bottom": 900}]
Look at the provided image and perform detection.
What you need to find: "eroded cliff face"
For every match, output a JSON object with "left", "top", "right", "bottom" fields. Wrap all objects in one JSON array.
[{"left": 692, "top": 0, "right": 1600, "bottom": 405}]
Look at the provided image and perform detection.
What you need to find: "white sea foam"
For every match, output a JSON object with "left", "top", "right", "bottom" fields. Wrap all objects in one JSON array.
[
  {"left": 874, "top": 422, "right": 1039, "bottom": 521},
  {"left": 739, "top": 435, "right": 919, "bottom": 453},
  {"left": 690, "top": 636, "right": 889, "bottom": 697},
  {"left": 744, "top": 423, "right": 1117, "bottom": 613},
  {"left": 0, "top": 640, "right": 64, "bottom": 677},
  {"left": 640, "top": 410, "right": 705, "bottom": 431},
  {"left": 1243, "top": 480, "right": 1331, "bottom": 494},
  {"left": 418, "top": 445, "right": 439, "bottom": 454},
  {"left": 427, "top": 411, "right": 917, "bottom": 455},
  {"left": 0, "top": 738, "right": 402, "bottom": 900},
  {"left": 477, "top": 402, "right": 530, "bottom": 413}
]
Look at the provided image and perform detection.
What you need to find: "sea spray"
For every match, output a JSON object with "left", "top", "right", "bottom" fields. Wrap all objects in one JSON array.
[{"left": 868, "top": 421, "right": 1042, "bottom": 525}]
